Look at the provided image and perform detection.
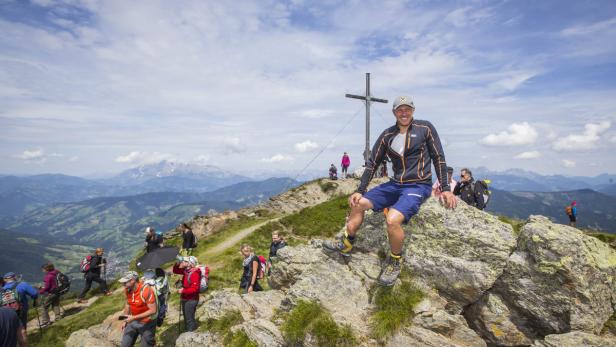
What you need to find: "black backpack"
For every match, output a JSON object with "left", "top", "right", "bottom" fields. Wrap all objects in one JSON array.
[
  {"left": 52, "top": 272, "right": 71, "bottom": 295},
  {"left": 471, "top": 180, "right": 491, "bottom": 207}
]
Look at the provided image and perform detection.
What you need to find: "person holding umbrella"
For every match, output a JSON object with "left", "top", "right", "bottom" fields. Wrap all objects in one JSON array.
[{"left": 172, "top": 256, "right": 200, "bottom": 332}]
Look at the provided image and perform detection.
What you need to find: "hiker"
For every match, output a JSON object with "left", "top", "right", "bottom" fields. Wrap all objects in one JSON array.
[
  {"left": 322, "top": 96, "right": 457, "bottom": 286},
  {"left": 239, "top": 244, "right": 263, "bottom": 293},
  {"left": 180, "top": 223, "right": 196, "bottom": 256},
  {"left": 145, "top": 227, "right": 163, "bottom": 253},
  {"left": 172, "top": 256, "right": 200, "bottom": 332},
  {"left": 38, "top": 263, "right": 63, "bottom": 327},
  {"left": 151, "top": 268, "right": 169, "bottom": 327},
  {"left": 1, "top": 272, "right": 38, "bottom": 328},
  {"left": 0, "top": 307, "right": 28, "bottom": 347},
  {"left": 119, "top": 271, "right": 157, "bottom": 347},
  {"left": 329, "top": 164, "right": 338, "bottom": 180},
  {"left": 566, "top": 201, "right": 578, "bottom": 227},
  {"left": 341, "top": 152, "right": 351, "bottom": 178},
  {"left": 266, "top": 231, "right": 287, "bottom": 275},
  {"left": 453, "top": 168, "right": 486, "bottom": 210},
  {"left": 432, "top": 166, "right": 457, "bottom": 197},
  {"left": 77, "top": 248, "right": 112, "bottom": 303}
]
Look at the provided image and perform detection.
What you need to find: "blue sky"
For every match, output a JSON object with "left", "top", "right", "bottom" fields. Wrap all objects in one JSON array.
[{"left": 1, "top": 0, "right": 615, "bottom": 177}]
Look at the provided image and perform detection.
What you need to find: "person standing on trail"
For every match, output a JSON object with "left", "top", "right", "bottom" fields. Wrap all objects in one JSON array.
[
  {"left": 118, "top": 271, "right": 157, "bottom": 347},
  {"left": 145, "top": 227, "right": 163, "bottom": 253},
  {"left": 77, "top": 248, "right": 112, "bottom": 303},
  {"left": 566, "top": 201, "right": 577, "bottom": 227},
  {"left": 239, "top": 244, "right": 263, "bottom": 294},
  {"left": 1, "top": 272, "right": 38, "bottom": 329},
  {"left": 172, "top": 256, "right": 200, "bottom": 332},
  {"left": 180, "top": 223, "right": 196, "bottom": 256},
  {"left": 322, "top": 96, "right": 457, "bottom": 286},
  {"left": 341, "top": 152, "right": 351, "bottom": 178},
  {"left": 39, "top": 263, "right": 63, "bottom": 327}
]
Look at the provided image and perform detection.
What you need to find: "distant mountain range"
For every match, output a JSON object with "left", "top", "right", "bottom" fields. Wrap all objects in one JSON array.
[{"left": 0, "top": 177, "right": 298, "bottom": 282}]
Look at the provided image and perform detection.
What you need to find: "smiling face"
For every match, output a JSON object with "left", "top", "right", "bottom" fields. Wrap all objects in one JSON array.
[{"left": 393, "top": 105, "right": 414, "bottom": 127}]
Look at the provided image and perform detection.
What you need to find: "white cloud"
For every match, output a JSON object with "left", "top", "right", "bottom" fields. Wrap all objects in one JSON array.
[
  {"left": 115, "top": 151, "right": 174, "bottom": 165},
  {"left": 14, "top": 149, "right": 45, "bottom": 161},
  {"left": 514, "top": 151, "right": 541, "bottom": 159},
  {"left": 561, "top": 17, "right": 616, "bottom": 37},
  {"left": 260, "top": 154, "right": 293, "bottom": 163},
  {"left": 68, "top": 156, "right": 79, "bottom": 162},
  {"left": 223, "top": 137, "right": 246, "bottom": 154},
  {"left": 562, "top": 159, "right": 576, "bottom": 168},
  {"left": 295, "top": 140, "right": 319, "bottom": 153},
  {"left": 552, "top": 121, "right": 611, "bottom": 151},
  {"left": 491, "top": 71, "right": 537, "bottom": 92},
  {"left": 479, "top": 122, "right": 538, "bottom": 146},
  {"left": 193, "top": 155, "right": 211, "bottom": 163},
  {"left": 610, "top": 135, "right": 616, "bottom": 144},
  {"left": 445, "top": 6, "right": 494, "bottom": 28}
]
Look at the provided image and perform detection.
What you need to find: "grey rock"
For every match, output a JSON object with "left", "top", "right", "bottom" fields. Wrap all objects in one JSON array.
[
  {"left": 66, "top": 329, "right": 115, "bottom": 347},
  {"left": 388, "top": 325, "right": 466, "bottom": 347},
  {"left": 532, "top": 331, "right": 616, "bottom": 347},
  {"left": 485, "top": 216, "right": 616, "bottom": 337},
  {"left": 236, "top": 318, "right": 284, "bottom": 347},
  {"left": 175, "top": 331, "right": 223, "bottom": 347},
  {"left": 413, "top": 310, "right": 486, "bottom": 347}
]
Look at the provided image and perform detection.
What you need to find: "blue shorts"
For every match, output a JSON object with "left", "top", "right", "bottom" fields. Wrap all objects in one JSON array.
[{"left": 363, "top": 181, "right": 432, "bottom": 223}]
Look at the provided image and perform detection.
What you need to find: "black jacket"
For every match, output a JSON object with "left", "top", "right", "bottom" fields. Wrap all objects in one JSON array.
[
  {"left": 182, "top": 230, "right": 195, "bottom": 249},
  {"left": 86, "top": 255, "right": 106, "bottom": 276},
  {"left": 453, "top": 179, "right": 486, "bottom": 210},
  {"left": 146, "top": 234, "right": 163, "bottom": 252},
  {"left": 269, "top": 241, "right": 287, "bottom": 259},
  {"left": 357, "top": 120, "right": 449, "bottom": 194}
]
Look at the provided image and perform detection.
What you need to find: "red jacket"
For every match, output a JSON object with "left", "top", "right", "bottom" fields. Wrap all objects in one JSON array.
[
  {"left": 40, "top": 270, "right": 59, "bottom": 295},
  {"left": 172, "top": 264, "right": 200, "bottom": 301}
]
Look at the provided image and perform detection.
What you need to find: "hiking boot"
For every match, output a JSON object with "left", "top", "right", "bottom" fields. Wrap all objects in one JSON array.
[
  {"left": 76, "top": 299, "right": 88, "bottom": 304},
  {"left": 322, "top": 234, "right": 354, "bottom": 258},
  {"left": 377, "top": 256, "right": 402, "bottom": 287}
]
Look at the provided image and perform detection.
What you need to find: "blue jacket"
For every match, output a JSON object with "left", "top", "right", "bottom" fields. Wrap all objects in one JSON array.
[{"left": 2, "top": 281, "right": 38, "bottom": 312}]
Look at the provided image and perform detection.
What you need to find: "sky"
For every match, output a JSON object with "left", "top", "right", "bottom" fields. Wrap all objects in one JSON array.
[{"left": 1, "top": 0, "right": 616, "bottom": 178}]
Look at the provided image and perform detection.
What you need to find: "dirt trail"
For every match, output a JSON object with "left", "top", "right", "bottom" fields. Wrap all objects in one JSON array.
[{"left": 205, "top": 218, "right": 280, "bottom": 257}]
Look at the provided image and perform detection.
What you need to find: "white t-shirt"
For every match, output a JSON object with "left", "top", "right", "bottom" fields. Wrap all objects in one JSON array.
[
  {"left": 432, "top": 178, "right": 457, "bottom": 196},
  {"left": 391, "top": 133, "right": 406, "bottom": 156}
]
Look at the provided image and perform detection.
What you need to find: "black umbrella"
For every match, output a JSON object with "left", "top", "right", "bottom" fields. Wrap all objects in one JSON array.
[{"left": 136, "top": 246, "right": 179, "bottom": 270}]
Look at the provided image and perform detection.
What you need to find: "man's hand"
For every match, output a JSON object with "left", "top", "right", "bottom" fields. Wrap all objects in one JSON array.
[
  {"left": 348, "top": 192, "right": 363, "bottom": 208},
  {"left": 178, "top": 288, "right": 183, "bottom": 294},
  {"left": 440, "top": 191, "right": 457, "bottom": 209},
  {"left": 125, "top": 315, "right": 134, "bottom": 323}
]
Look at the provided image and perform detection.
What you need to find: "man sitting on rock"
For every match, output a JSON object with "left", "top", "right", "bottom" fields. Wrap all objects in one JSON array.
[{"left": 323, "top": 96, "right": 457, "bottom": 286}]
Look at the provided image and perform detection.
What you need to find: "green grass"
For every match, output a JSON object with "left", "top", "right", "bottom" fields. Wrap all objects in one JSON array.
[
  {"left": 497, "top": 215, "right": 524, "bottom": 236},
  {"left": 279, "top": 194, "right": 349, "bottom": 238},
  {"left": 280, "top": 300, "right": 356, "bottom": 347},
  {"left": 369, "top": 270, "right": 424, "bottom": 341},
  {"left": 27, "top": 291, "right": 125, "bottom": 347},
  {"left": 602, "top": 311, "right": 616, "bottom": 335},
  {"left": 198, "top": 310, "right": 258, "bottom": 347},
  {"left": 587, "top": 231, "right": 616, "bottom": 250}
]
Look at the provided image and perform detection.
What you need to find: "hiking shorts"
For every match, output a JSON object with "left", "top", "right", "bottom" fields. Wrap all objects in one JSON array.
[{"left": 363, "top": 181, "right": 432, "bottom": 223}]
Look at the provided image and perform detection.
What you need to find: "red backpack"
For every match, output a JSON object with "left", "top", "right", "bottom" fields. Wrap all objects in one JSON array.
[
  {"left": 256, "top": 255, "right": 267, "bottom": 279},
  {"left": 80, "top": 255, "right": 93, "bottom": 273}
]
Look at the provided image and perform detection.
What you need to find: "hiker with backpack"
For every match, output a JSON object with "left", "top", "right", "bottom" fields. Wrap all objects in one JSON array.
[
  {"left": 266, "top": 232, "right": 287, "bottom": 275},
  {"left": 1, "top": 272, "right": 38, "bottom": 329},
  {"left": 38, "top": 263, "right": 67, "bottom": 327},
  {"left": 329, "top": 164, "right": 338, "bottom": 180},
  {"left": 172, "top": 256, "right": 201, "bottom": 332},
  {"left": 453, "top": 168, "right": 487, "bottom": 210},
  {"left": 77, "top": 248, "right": 112, "bottom": 303},
  {"left": 566, "top": 201, "right": 578, "bottom": 227},
  {"left": 118, "top": 271, "right": 157, "bottom": 347},
  {"left": 322, "top": 96, "right": 457, "bottom": 286},
  {"left": 341, "top": 152, "right": 351, "bottom": 179},
  {"left": 180, "top": 223, "right": 196, "bottom": 256},
  {"left": 432, "top": 166, "right": 457, "bottom": 197},
  {"left": 145, "top": 268, "right": 170, "bottom": 327},
  {"left": 145, "top": 227, "right": 163, "bottom": 253},
  {"left": 239, "top": 244, "right": 263, "bottom": 294}
]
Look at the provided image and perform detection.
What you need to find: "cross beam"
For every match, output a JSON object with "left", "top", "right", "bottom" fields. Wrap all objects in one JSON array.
[{"left": 345, "top": 73, "right": 388, "bottom": 163}]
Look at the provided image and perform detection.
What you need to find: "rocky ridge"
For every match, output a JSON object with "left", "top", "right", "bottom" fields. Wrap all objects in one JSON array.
[{"left": 67, "top": 189, "right": 616, "bottom": 346}]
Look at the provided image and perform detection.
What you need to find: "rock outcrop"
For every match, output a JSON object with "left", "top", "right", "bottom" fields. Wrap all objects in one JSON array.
[{"left": 68, "top": 196, "right": 616, "bottom": 347}]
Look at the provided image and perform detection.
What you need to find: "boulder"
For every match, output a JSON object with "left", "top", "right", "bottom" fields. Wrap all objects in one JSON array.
[
  {"left": 235, "top": 318, "right": 285, "bottom": 347},
  {"left": 354, "top": 198, "right": 517, "bottom": 313},
  {"left": 532, "top": 331, "right": 616, "bottom": 347},
  {"left": 65, "top": 329, "right": 115, "bottom": 347},
  {"left": 467, "top": 216, "right": 616, "bottom": 344},
  {"left": 66, "top": 311, "right": 125, "bottom": 347},
  {"left": 175, "top": 331, "right": 223, "bottom": 347}
]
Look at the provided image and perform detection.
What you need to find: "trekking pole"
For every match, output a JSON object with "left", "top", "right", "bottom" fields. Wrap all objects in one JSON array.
[
  {"left": 178, "top": 299, "right": 183, "bottom": 334},
  {"left": 34, "top": 302, "right": 43, "bottom": 340}
]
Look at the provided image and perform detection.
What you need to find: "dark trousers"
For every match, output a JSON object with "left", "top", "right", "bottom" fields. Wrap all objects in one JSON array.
[
  {"left": 120, "top": 320, "right": 156, "bottom": 347},
  {"left": 181, "top": 299, "right": 198, "bottom": 332},
  {"left": 78, "top": 273, "right": 108, "bottom": 298}
]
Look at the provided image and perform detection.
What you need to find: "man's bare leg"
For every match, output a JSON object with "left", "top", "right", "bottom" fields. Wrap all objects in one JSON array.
[
  {"left": 378, "top": 208, "right": 406, "bottom": 286},
  {"left": 323, "top": 198, "right": 372, "bottom": 256}
]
